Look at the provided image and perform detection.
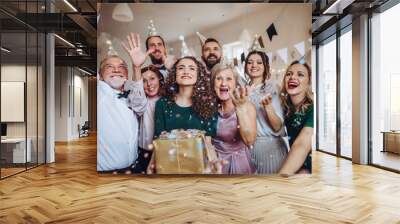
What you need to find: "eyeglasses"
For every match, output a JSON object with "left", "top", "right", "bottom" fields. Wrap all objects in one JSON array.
[{"left": 103, "top": 64, "right": 127, "bottom": 72}]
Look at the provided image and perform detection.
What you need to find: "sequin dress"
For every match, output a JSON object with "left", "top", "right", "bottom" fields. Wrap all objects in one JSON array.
[
  {"left": 248, "top": 80, "right": 289, "bottom": 174},
  {"left": 154, "top": 96, "right": 217, "bottom": 138},
  {"left": 212, "top": 110, "right": 256, "bottom": 174},
  {"left": 285, "top": 104, "right": 313, "bottom": 173}
]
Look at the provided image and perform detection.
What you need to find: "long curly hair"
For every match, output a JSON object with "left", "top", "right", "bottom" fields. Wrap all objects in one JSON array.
[
  {"left": 164, "top": 56, "right": 217, "bottom": 120},
  {"left": 244, "top": 50, "right": 271, "bottom": 90},
  {"left": 280, "top": 60, "right": 314, "bottom": 116}
]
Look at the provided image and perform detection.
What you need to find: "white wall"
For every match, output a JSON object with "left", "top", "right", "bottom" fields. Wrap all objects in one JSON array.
[
  {"left": 98, "top": 4, "right": 311, "bottom": 83},
  {"left": 1, "top": 64, "right": 46, "bottom": 164},
  {"left": 1, "top": 65, "right": 37, "bottom": 138},
  {"left": 54, "top": 67, "right": 89, "bottom": 141},
  {"left": 168, "top": 4, "right": 312, "bottom": 81}
]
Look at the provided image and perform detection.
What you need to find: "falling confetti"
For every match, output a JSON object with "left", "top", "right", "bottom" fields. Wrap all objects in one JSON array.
[{"left": 168, "top": 148, "right": 176, "bottom": 155}]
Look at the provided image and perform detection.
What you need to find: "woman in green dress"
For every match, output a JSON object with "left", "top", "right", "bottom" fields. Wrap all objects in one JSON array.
[
  {"left": 148, "top": 56, "right": 219, "bottom": 173},
  {"left": 153, "top": 56, "right": 218, "bottom": 138},
  {"left": 279, "top": 60, "right": 314, "bottom": 175}
]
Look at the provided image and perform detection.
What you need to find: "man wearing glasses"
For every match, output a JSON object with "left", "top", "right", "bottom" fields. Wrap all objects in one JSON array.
[{"left": 97, "top": 55, "right": 146, "bottom": 173}]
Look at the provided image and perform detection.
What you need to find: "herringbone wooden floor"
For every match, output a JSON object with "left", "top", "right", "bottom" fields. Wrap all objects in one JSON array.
[{"left": 1, "top": 135, "right": 400, "bottom": 224}]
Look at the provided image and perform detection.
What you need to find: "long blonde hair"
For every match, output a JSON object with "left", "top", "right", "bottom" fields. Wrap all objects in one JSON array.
[{"left": 280, "top": 60, "right": 313, "bottom": 116}]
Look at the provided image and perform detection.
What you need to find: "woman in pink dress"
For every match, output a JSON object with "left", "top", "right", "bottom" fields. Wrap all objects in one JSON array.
[{"left": 211, "top": 63, "right": 257, "bottom": 174}]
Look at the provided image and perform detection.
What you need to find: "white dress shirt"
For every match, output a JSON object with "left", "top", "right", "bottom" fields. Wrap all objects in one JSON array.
[{"left": 97, "top": 80, "right": 146, "bottom": 171}]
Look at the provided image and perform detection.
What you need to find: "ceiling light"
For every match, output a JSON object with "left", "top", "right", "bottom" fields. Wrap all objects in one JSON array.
[
  {"left": 54, "top": 34, "right": 75, "bottom": 48},
  {"left": 63, "top": 0, "right": 78, "bottom": 12},
  {"left": 78, "top": 67, "right": 92, "bottom": 76},
  {"left": 112, "top": 3, "right": 134, "bottom": 22},
  {"left": 323, "top": 0, "right": 355, "bottom": 15},
  {"left": 1, "top": 47, "right": 11, "bottom": 53}
]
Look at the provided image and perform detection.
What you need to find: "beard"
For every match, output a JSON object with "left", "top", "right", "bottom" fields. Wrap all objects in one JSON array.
[
  {"left": 202, "top": 53, "right": 221, "bottom": 70},
  {"left": 104, "top": 76, "right": 127, "bottom": 90},
  {"left": 150, "top": 50, "right": 164, "bottom": 66}
]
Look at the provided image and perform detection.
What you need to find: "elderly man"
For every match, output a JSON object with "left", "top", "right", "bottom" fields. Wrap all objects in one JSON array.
[
  {"left": 201, "top": 38, "right": 223, "bottom": 72},
  {"left": 97, "top": 55, "right": 147, "bottom": 172}
]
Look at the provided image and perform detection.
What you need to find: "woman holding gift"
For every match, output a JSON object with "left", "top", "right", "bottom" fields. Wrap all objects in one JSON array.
[
  {"left": 122, "top": 33, "right": 165, "bottom": 173},
  {"left": 245, "top": 49, "right": 288, "bottom": 174},
  {"left": 279, "top": 61, "right": 313, "bottom": 175},
  {"left": 148, "top": 56, "right": 219, "bottom": 174},
  {"left": 211, "top": 63, "right": 257, "bottom": 174}
]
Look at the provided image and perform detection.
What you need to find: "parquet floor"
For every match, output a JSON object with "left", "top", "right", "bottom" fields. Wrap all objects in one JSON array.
[{"left": 1, "top": 135, "right": 400, "bottom": 223}]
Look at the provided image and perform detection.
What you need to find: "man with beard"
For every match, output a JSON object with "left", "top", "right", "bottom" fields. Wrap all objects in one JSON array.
[
  {"left": 97, "top": 55, "right": 147, "bottom": 173},
  {"left": 201, "top": 38, "right": 223, "bottom": 72},
  {"left": 145, "top": 35, "right": 175, "bottom": 79}
]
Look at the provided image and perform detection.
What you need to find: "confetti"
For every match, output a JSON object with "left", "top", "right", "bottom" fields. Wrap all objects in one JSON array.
[{"left": 168, "top": 148, "right": 176, "bottom": 155}]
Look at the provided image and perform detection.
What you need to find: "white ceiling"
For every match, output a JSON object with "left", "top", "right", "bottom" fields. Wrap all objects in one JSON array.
[{"left": 99, "top": 3, "right": 266, "bottom": 43}]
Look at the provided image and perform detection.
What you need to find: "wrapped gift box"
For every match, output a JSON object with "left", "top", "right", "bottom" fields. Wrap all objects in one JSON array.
[{"left": 153, "top": 129, "right": 217, "bottom": 174}]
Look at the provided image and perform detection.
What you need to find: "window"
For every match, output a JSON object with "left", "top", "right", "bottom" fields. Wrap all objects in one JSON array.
[
  {"left": 339, "top": 28, "right": 352, "bottom": 158},
  {"left": 370, "top": 2, "right": 400, "bottom": 171},
  {"left": 317, "top": 36, "right": 337, "bottom": 155}
]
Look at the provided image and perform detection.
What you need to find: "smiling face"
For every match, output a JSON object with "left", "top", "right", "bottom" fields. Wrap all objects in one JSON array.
[
  {"left": 175, "top": 58, "right": 198, "bottom": 86},
  {"left": 147, "top": 36, "right": 166, "bottom": 65},
  {"left": 100, "top": 57, "right": 128, "bottom": 90},
  {"left": 143, "top": 70, "right": 161, "bottom": 97},
  {"left": 202, "top": 41, "right": 222, "bottom": 70},
  {"left": 284, "top": 63, "right": 310, "bottom": 97},
  {"left": 246, "top": 53, "right": 265, "bottom": 80},
  {"left": 214, "top": 68, "right": 236, "bottom": 102}
]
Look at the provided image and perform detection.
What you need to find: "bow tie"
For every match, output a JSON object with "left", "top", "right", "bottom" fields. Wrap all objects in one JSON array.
[{"left": 117, "top": 90, "right": 130, "bottom": 99}]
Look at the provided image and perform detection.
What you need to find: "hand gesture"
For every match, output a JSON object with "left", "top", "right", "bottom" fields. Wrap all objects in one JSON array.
[
  {"left": 207, "top": 159, "right": 228, "bottom": 174},
  {"left": 162, "top": 53, "right": 176, "bottom": 70},
  {"left": 230, "top": 86, "right": 249, "bottom": 108},
  {"left": 260, "top": 93, "right": 273, "bottom": 111},
  {"left": 122, "top": 33, "right": 154, "bottom": 68}
]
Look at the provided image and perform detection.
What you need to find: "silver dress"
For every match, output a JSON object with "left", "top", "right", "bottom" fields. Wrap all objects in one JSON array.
[{"left": 248, "top": 80, "right": 289, "bottom": 174}]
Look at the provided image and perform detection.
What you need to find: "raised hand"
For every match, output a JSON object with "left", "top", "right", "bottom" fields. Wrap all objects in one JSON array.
[
  {"left": 162, "top": 53, "right": 176, "bottom": 70},
  {"left": 260, "top": 93, "right": 273, "bottom": 111},
  {"left": 230, "top": 86, "right": 249, "bottom": 108},
  {"left": 121, "top": 33, "right": 154, "bottom": 68}
]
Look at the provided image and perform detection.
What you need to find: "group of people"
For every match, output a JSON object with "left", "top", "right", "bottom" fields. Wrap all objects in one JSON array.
[{"left": 97, "top": 32, "right": 313, "bottom": 176}]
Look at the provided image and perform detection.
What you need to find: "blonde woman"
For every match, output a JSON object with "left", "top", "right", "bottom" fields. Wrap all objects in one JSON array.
[
  {"left": 279, "top": 61, "right": 314, "bottom": 175},
  {"left": 211, "top": 63, "right": 256, "bottom": 174}
]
